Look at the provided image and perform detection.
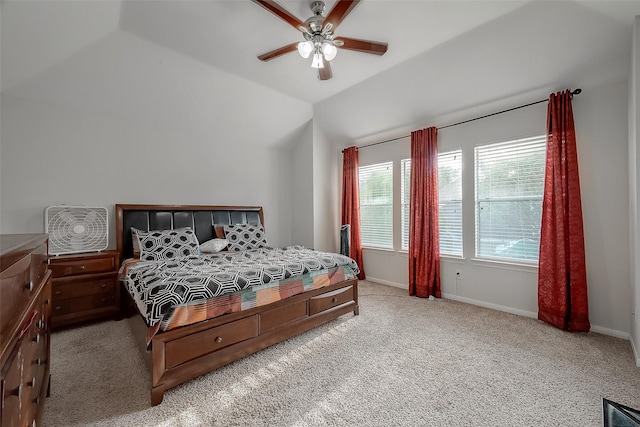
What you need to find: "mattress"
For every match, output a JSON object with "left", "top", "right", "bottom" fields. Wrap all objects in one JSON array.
[{"left": 121, "top": 245, "right": 360, "bottom": 339}]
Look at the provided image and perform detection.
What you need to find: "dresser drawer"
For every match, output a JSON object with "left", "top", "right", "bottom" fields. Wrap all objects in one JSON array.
[
  {"left": 165, "top": 315, "right": 259, "bottom": 369},
  {"left": 52, "top": 273, "right": 116, "bottom": 300},
  {"left": 49, "top": 256, "right": 116, "bottom": 278},
  {"left": 52, "top": 293, "right": 116, "bottom": 316},
  {"left": 1, "top": 347, "right": 23, "bottom": 427},
  {"left": 1, "top": 255, "right": 34, "bottom": 349},
  {"left": 309, "top": 285, "right": 354, "bottom": 316}
]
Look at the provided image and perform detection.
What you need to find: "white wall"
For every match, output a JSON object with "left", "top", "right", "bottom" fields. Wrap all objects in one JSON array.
[
  {"left": 312, "top": 122, "right": 340, "bottom": 253},
  {"left": 290, "top": 120, "right": 315, "bottom": 249},
  {"left": 358, "top": 80, "right": 631, "bottom": 337},
  {"left": 0, "top": 94, "right": 294, "bottom": 248},
  {"left": 630, "top": 16, "right": 640, "bottom": 365}
]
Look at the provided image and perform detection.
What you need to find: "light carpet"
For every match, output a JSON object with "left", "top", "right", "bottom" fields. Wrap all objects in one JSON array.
[{"left": 42, "top": 280, "right": 640, "bottom": 426}]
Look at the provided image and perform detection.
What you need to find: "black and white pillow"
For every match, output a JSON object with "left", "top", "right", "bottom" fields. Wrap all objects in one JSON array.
[
  {"left": 223, "top": 224, "right": 268, "bottom": 252},
  {"left": 131, "top": 227, "right": 200, "bottom": 261}
]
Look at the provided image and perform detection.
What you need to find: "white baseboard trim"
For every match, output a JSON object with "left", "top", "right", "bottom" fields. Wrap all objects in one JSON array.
[
  {"left": 364, "top": 276, "right": 407, "bottom": 290},
  {"left": 364, "top": 279, "right": 631, "bottom": 341},
  {"left": 630, "top": 336, "right": 640, "bottom": 367},
  {"left": 442, "top": 292, "right": 538, "bottom": 319},
  {"left": 589, "top": 325, "right": 630, "bottom": 340}
]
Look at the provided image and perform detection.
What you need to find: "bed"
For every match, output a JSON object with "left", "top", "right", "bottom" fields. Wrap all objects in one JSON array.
[{"left": 115, "top": 204, "right": 360, "bottom": 406}]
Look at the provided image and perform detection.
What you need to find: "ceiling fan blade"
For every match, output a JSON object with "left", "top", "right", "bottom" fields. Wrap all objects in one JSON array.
[
  {"left": 258, "top": 42, "right": 299, "bottom": 61},
  {"left": 323, "top": 0, "right": 361, "bottom": 32},
  {"left": 251, "top": 0, "right": 310, "bottom": 33},
  {"left": 318, "top": 61, "right": 332, "bottom": 81},
  {"left": 334, "top": 37, "right": 388, "bottom": 56}
]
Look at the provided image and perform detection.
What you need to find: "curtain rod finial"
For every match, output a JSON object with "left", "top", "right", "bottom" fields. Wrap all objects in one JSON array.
[{"left": 572, "top": 88, "right": 582, "bottom": 96}]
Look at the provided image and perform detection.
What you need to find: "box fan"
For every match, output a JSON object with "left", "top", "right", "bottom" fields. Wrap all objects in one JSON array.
[{"left": 45, "top": 205, "right": 108, "bottom": 256}]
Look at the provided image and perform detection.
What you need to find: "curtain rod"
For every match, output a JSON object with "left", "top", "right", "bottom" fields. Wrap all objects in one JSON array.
[{"left": 352, "top": 88, "right": 582, "bottom": 151}]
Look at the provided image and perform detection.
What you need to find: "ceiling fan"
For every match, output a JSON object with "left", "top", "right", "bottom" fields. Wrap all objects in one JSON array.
[{"left": 251, "top": 0, "right": 388, "bottom": 80}]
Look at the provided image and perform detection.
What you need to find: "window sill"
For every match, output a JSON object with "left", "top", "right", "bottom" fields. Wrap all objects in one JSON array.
[
  {"left": 440, "top": 255, "right": 465, "bottom": 264},
  {"left": 470, "top": 257, "right": 538, "bottom": 273},
  {"left": 362, "top": 246, "right": 395, "bottom": 254}
]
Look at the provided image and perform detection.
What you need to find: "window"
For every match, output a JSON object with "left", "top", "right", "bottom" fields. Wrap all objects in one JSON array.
[
  {"left": 359, "top": 162, "right": 393, "bottom": 249},
  {"left": 474, "top": 135, "right": 546, "bottom": 262},
  {"left": 400, "top": 150, "right": 463, "bottom": 256},
  {"left": 400, "top": 159, "right": 411, "bottom": 250},
  {"left": 438, "top": 150, "right": 463, "bottom": 256}
]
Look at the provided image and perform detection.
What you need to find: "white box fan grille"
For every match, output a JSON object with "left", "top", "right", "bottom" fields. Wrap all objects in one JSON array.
[{"left": 45, "top": 206, "right": 108, "bottom": 256}]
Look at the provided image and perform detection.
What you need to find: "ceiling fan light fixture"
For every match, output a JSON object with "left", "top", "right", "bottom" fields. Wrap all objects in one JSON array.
[
  {"left": 311, "top": 50, "right": 324, "bottom": 68},
  {"left": 322, "top": 42, "right": 337, "bottom": 61},
  {"left": 297, "top": 41, "right": 314, "bottom": 59}
]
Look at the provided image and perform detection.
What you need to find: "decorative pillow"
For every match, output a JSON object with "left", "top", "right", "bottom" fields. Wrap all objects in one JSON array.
[
  {"left": 200, "top": 238, "right": 229, "bottom": 254},
  {"left": 223, "top": 224, "right": 268, "bottom": 252},
  {"left": 131, "top": 227, "right": 199, "bottom": 261}
]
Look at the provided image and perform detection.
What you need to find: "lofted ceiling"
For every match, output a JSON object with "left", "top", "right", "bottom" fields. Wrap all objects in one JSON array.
[{"left": 2, "top": 1, "right": 640, "bottom": 148}]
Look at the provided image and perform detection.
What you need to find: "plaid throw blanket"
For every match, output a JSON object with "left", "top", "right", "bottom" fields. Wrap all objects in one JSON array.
[{"left": 124, "top": 246, "right": 360, "bottom": 326}]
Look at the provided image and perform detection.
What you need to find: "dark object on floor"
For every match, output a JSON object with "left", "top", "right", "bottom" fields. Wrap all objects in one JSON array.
[
  {"left": 603, "top": 398, "right": 640, "bottom": 426},
  {"left": 340, "top": 224, "right": 350, "bottom": 257}
]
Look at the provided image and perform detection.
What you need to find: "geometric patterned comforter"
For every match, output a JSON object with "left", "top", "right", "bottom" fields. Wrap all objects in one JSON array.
[{"left": 123, "top": 245, "right": 360, "bottom": 328}]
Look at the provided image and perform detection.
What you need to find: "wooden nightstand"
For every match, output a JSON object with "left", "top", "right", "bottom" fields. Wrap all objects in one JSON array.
[{"left": 48, "top": 250, "right": 120, "bottom": 329}]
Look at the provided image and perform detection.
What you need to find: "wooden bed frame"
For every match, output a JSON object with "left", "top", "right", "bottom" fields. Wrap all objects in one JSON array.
[{"left": 115, "top": 204, "right": 359, "bottom": 406}]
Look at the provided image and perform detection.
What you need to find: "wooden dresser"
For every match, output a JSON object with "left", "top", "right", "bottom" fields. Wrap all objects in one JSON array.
[
  {"left": 0, "top": 234, "right": 52, "bottom": 427},
  {"left": 48, "top": 250, "right": 120, "bottom": 329}
]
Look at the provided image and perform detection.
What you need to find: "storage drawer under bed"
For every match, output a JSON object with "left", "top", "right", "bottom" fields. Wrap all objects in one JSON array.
[
  {"left": 164, "top": 315, "right": 259, "bottom": 369},
  {"left": 308, "top": 285, "right": 355, "bottom": 316}
]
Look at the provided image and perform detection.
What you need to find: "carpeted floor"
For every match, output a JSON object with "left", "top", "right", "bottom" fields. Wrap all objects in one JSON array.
[{"left": 42, "top": 280, "right": 640, "bottom": 426}]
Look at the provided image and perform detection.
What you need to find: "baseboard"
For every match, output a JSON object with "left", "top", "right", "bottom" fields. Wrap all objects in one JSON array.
[
  {"left": 630, "top": 335, "right": 640, "bottom": 367},
  {"left": 365, "top": 276, "right": 406, "bottom": 290},
  {"left": 589, "top": 325, "right": 630, "bottom": 340},
  {"left": 364, "top": 279, "right": 631, "bottom": 340},
  {"left": 442, "top": 292, "right": 538, "bottom": 319}
]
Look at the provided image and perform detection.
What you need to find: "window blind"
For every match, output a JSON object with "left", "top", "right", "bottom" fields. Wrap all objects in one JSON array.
[
  {"left": 359, "top": 162, "right": 393, "bottom": 249},
  {"left": 438, "top": 150, "right": 463, "bottom": 256},
  {"left": 474, "top": 135, "right": 546, "bottom": 261}
]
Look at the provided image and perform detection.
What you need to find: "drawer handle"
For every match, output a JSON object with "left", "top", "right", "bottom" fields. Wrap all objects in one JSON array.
[
  {"left": 34, "top": 358, "right": 42, "bottom": 366},
  {"left": 33, "top": 334, "right": 40, "bottom": 344},
  {"left": 27, "top": 377, "right": 37, "bottom": 387},
  {"left": 36, "top": 320, "right": 44, "bottom": 329},
  {"left": 54, "top": 306, "right": 62, "bottom": 311},
  {"left": 215, "top": 336, "right": 223, "bottom": 343},
  {"left": 79, "top": 265, "right": 86, "bottom": 270},
  {"left": 26, "top": 281, "right": 34, "bottom": 291},
  {"left": 101, "top": 283, "right": 107, "bottom": 288},
  {"left": 33, "top": 396, "right": 41, "bottom": 405},
  {"left": 54, "top": 290, "right": 62, "bottom": 296},
  {"left": 332, "top": 297, "right": 338, "bottom": 303}
]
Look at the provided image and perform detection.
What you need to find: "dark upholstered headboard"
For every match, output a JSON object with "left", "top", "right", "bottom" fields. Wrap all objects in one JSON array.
[{"left": 115, "top": 204, "right": 264, "bottom": 261}]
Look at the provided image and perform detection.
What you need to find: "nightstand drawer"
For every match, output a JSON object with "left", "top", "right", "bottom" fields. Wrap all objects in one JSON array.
[
  {"left": 52, "top": 274, "right": 116, "bottom": 300},
  {"left": 52, "top": 293, "right": 116, "bottom": 316},
  {"left": 49, "top": 256, "right": 116, "bottom": 278}
]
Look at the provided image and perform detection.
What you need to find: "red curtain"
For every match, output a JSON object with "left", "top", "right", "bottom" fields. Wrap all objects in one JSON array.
[
  {"left": 409, "top": 127, "right": 441, "bottom": 298},
  {"left": 342, "top": 146, "right": 365, "bottom": 280},
  {"left": 538, "top": 90, "right": 590, "bottom": 332}
]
